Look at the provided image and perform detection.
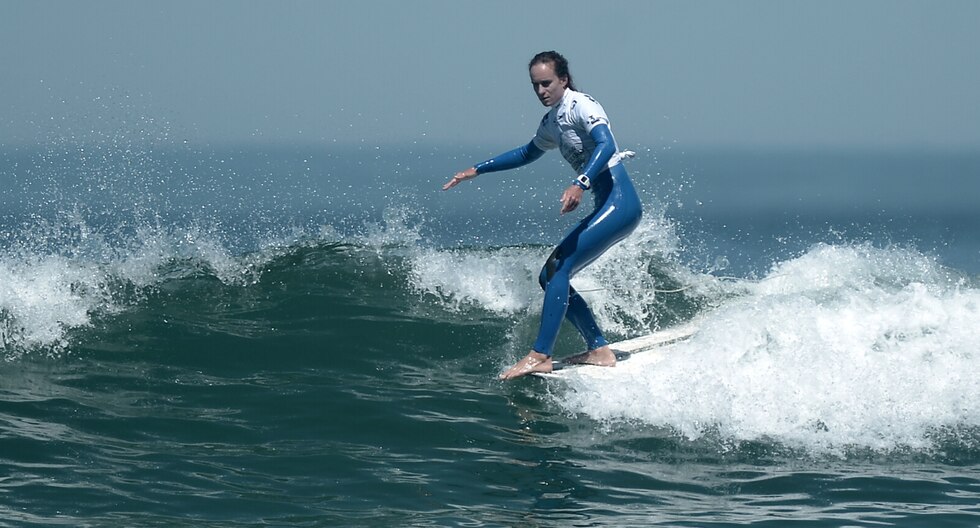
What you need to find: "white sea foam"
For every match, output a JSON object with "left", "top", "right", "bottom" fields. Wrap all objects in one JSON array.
[
  {"left": 0, "top": 254, "right": 104, "bottom": 354},
  {"left": 553, "top": 243, "right": 980, "bottom": 454},
  {"left": 409, "top": 246, "right": 547, "bottom": 314}
]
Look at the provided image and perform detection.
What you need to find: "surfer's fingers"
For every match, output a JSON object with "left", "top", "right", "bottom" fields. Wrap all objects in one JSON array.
[
  {"left": 560, "top": 185, "right": 582, "bottom": 214},
  {"left": 443, "top": 169, "right": 477, "bottom": 191},
  {"left": 442, "top": 174, "right": 464, "bottom": 190}
]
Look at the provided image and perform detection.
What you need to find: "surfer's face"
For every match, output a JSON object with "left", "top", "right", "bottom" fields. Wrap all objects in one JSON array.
[{"left": 530, "top": 62, "right": 567, "bottom": 107}]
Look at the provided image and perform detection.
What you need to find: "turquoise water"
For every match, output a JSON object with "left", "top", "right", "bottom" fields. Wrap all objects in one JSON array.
[{"left": 1, "top": 144, "right": 979, "bottom": 526}]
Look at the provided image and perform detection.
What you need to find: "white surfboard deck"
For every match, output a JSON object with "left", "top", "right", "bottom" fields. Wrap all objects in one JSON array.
[{"left": 531, "top": 324, "right": 698, "bottom": 379}]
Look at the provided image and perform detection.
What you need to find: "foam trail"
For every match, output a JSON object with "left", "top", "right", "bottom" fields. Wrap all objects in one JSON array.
[{"left": 554, "top": 243, "right": 980, "bottom": 454}]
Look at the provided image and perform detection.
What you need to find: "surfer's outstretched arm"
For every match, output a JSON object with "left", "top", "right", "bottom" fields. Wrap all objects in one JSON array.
[{"left": 443, "top": 141, "right": 545, "bottom": 190}]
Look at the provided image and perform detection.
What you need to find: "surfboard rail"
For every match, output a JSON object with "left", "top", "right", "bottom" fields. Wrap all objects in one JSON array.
[
  {"left": 607, "top": 324, "right": 698, "bottom": 354},
  {"left": 531, "top": 323, "right": 698, "bottom": 378}
]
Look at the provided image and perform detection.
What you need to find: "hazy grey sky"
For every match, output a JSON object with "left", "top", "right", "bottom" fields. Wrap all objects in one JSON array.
[{"left": 3, "top": 0, "right": 979, "bottom": 149}]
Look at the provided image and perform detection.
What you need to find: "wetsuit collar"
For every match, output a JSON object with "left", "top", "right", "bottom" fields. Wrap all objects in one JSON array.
[{"left": 552, "top": 88, "right": 574, "bottom": 108}]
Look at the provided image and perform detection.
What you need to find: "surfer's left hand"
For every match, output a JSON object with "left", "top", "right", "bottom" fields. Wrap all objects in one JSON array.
[{"left": 560, "top": 185, "right": 583, "bottom": 214}]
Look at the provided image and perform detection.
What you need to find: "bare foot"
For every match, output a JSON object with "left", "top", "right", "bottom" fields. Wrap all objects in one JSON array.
[
  {"left": 499, "top": 351, "right": 553, "bottom": 380},
  {"left": 562, "top": 345, "right": 616, "bottom": 367}
]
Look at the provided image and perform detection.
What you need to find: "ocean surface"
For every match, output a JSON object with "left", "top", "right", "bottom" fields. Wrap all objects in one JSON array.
[{"left": 1, "top": 139, "right": 979, "bottom": 526}]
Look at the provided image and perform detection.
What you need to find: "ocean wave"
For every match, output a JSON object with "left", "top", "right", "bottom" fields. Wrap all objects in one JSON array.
[{"left": 0, "top": 205, "right": 701, "bottom": 360}]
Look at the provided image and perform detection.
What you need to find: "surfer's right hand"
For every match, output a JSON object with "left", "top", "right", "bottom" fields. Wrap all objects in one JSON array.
[
  {"left": 443, "top": 168, "right": 478, "bottom": 191},
  {"left": 560, "top": 184, "right": 583, "bottom": 214}
]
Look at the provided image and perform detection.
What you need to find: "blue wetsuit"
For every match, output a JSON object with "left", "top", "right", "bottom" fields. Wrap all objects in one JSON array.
[{"left": 473, "top": 89, "right": 642, "bottom": 356}]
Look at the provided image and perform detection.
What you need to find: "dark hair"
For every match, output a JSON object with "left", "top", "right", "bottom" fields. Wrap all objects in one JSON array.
[{"left": 529, "top": 50, "right": 577, "bottom": 92}]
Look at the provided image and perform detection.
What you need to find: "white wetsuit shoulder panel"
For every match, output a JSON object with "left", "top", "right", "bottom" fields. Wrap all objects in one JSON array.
[{"left": 532, "top": 89, "right": 618, "bottom": 174}]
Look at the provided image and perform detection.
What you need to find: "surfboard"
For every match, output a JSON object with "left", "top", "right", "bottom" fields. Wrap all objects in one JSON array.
[{"left": 531, "top": 324, "right": 697, "bottom": 379}]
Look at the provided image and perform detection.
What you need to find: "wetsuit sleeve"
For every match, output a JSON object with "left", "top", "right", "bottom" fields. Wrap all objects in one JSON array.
[
  {"left": 578, "top": 124, "right": 617, "bottom": 181},
  {"left": 474, "top": 141, "right": 545, "bottom": 174}
]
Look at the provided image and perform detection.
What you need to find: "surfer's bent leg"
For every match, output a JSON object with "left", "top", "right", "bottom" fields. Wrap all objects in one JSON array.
[{"left": 533, "top": 165, "right": 642, "bottom": 356}]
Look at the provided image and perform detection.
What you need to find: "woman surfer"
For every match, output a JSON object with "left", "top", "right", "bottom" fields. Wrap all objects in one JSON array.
[{"left": 443, "top": 51, "right": 642, "bottom": 380}]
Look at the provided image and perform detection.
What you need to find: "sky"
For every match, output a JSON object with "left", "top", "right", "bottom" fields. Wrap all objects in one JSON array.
[{"left": 2, "top": 0, "right": 980, "bottom": 149}]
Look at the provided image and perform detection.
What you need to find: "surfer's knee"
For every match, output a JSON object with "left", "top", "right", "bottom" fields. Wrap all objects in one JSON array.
[
  {"left": 539, "top": 247, "right": 562, "bottom": 289},
  {"left": 538, "top": 264, "right": 557, "bottom": 290}
]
